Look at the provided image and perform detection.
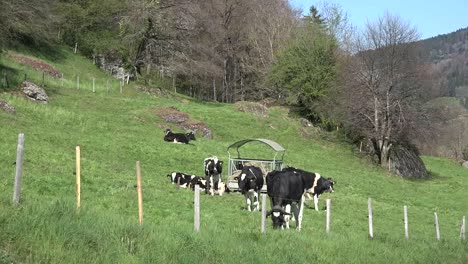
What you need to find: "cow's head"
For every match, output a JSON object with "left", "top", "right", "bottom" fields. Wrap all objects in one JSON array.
[
  {"left": 165, "top": 129, "right": 172, "bottom": 136},
  {"left": 266, "top": 206, "right": 290, "bottom": 229},
  {"left": 167, "top": 172, "right": 177, "bottom": 183},
  {"left": 186, "top": 131, "right": 196, "bottom": 141},
  {"left": 204, "top": 157, "right": 223, "bottom": 175},
  {"left": 240, "top": 172, "right": 258, "bottom": 191},
  {"left": 324, "top": 178, "right": 335, "bottom": 193}
]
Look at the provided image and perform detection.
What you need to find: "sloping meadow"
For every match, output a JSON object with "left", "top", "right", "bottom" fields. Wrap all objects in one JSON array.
[{"left": 0, "top": 49, "right": 467, "bottom": 263}]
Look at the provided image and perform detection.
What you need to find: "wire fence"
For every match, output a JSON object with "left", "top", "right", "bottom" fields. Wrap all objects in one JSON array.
[
  {"left": 8, "top": 133, "right": 467, "bottom": 241},
  {"left": 0, "top": 68, "right": 128, "bottom": 95}
]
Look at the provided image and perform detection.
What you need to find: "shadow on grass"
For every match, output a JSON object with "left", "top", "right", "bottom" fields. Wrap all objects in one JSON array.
[
  {"left": 0, "top": 64, "right": 21, "bottom": 91},
  {"left": 13, "top": 42, "right": 69, "bottom": 62},
  {"left": 403, "top": 170, "right": 448, "bottom": 182}
]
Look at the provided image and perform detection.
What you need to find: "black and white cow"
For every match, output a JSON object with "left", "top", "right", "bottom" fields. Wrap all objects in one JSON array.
[
  {"left": 164, "top": 129, "right": 196, "bottom": 144},
  {"left": 204, "top": 156, "right": 223, "bottom": 196},
  {"left": 167, "top": 172, "right": 207, "bottom": 191},
  {"left": 266, "top": 167, "right": 328, "bottom": 229},
  {"left": 282, "top": 167, "right": 335, "bottom": 211},
  {"left": 188, "top": 176, "right": 207, "bottom": 191},
  {"left": 238, "top": 166, "right": 264, "bottom": 211},
  {"left": 167, "top": 172, "right": 195, "bottom": 188}
]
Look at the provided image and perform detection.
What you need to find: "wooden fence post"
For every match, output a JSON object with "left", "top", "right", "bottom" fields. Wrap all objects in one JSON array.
[
  {"left": 460, "top": 216, "right": 466, "bottom": 241},
  {"left": 326, "top": 199, "right": 331, "bottom": 233},
  {"left": 136, "top": 161, "right": 143, "bottom": 225},
  {"left": 261, "top": 194, "right": 267, "bottom": 234},
  {"left": 434, "top": 212, "right": 440, "bottom": 241},
  {"left": 404, "top": 205, "right": 409, "bottom": 239},
  {"left": 92, "top": 78, "right": 95, "bottom": 93},
  {"left": 194, "top": 185, "right": 200, "bottom": 232},
  {"left": 13, "top": 133, "right": 25, "bottom": 205},
  {"left": 76, "top": 146, "right": 81, "bottom": 209},
  {"left": 368, "top": 198, "right": 373, "bottom": 239}
]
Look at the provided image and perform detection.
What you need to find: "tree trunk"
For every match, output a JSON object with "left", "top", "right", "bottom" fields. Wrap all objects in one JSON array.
[
  {"left": 223, "top": 58, "right": 228, "bottom": 103},
  {"left": 213, "top": 77, "right": 217, "bottom": 102}
]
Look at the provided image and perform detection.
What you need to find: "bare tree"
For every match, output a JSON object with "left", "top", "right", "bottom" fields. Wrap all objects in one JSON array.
[{"left": 340, "top": 12, "right": 429, "bottom": 168}]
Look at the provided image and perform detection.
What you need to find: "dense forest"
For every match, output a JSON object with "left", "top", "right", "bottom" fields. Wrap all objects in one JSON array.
[
  {"left": 1, "top": 0, "right": 467, "bottom": 171},
  {"left": 421, "top": 27, "right": 468, "bottom": 98}
]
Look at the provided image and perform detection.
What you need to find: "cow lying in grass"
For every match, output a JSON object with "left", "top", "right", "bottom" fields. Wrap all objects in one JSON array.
[
  {"left": 167, "top": 172, "right": 206, "bottom": 190},
  {"left": 164, "top": 129, "right": 196, "bottom": 144}
]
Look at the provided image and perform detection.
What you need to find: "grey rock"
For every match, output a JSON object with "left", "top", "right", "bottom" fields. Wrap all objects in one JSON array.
[
  {"left": 20, "top": 81, "right": 49, "bottom": 103},
  {"left": 389, "top": 146, "right": 429, "bottom": 179}
]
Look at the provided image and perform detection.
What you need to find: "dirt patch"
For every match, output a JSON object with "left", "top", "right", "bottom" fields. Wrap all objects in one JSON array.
[
  {"left": 10, "top": 54, "right": 62, "bottom": 78},
  {"left": 154, "top": 106, "right": 212, "bottom": 138},
  {"left": 155, "top": 106, "right": 189, "bottom": 123},
  {"left": 179, "top": 120, "right": 212, "bottom": 138}
]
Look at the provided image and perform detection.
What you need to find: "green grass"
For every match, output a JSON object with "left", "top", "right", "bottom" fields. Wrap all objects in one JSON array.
[{"left": 1, "top": 48, "right": 468, "bottom": 263}]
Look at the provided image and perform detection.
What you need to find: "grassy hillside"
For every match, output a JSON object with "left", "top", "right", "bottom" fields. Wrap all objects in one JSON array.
[{"left": 1, "top": 48, "right": 467, "bottom": 263}]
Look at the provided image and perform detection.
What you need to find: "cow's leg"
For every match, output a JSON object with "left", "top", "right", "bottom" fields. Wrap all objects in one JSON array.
[
  {"left": 284, "top": 204, "right": 291, "bottom": 229},
  {"left": 209, "top": 177, "right": 214, "bottom": 196},
  {"left": 314, "top": 194, "right": 319, "bottom": 211},
  {"left": 253, "top": 191, "right": 260, "bottom": 211},
  {"left": 296, "top": 196, "right": 305, "bottom": 230},
  {"left": 306, "top": 193, "right": 313, "bottom": 200},
  {"left": 245, "top": 193, "right": 251, "bottom": 211}
]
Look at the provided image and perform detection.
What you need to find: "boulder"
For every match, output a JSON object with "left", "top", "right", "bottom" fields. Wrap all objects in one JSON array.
[
  {"left": 462, "top": 161, "right": 468, "bottom": 169},
  {"left": 389, "top": 146, "right": 430, "bottom": 179},
  {"left": 20, "top": 81, "right": 49, "bottom": 103},
  {"left": 0, "top": 99, "right": 16, "bottom": 114}
]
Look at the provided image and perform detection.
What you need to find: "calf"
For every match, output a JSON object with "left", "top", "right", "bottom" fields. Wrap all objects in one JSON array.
[
  {"left": 283, "top": 167, "right": 335, "bottom": 211},
  {"left": 266, "top": 167, "right": 321, "bottom": 229},
  {"left": 204, "top": 156, "right": 223, "bottom": 196},
  {"left": 164, "top": 129, "right": 196, "bottom": 144},
  {"left": 238, "top": 166, "right": 264, "bottom": 211}
]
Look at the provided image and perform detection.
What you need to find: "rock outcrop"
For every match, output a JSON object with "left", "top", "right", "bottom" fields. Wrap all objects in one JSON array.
[
  {"left": 389, "top": 146, "right": 430, "bottom": 179},
  {"left": 20, "top": 81, "right": 49, "bottom": 103}
]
